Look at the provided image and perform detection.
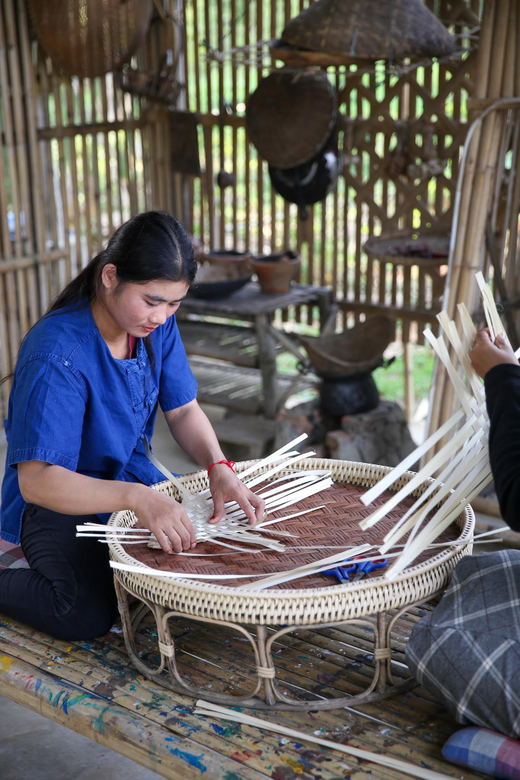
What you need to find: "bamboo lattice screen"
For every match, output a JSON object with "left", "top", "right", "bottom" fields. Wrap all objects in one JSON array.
[
  {"left": 184, "top": 0, "right": 479, "bottom": 339},
  {"left": 0, "top": 0, "right": 480, "bottom": 424}
]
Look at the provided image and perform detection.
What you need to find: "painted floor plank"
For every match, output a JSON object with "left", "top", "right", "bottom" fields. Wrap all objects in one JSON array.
[{"left": 0, "top": 611, "right": 488, "bottom": 780}]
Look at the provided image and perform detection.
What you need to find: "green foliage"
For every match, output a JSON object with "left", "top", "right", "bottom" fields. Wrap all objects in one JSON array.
[{"left": 373, "top": 345, "right": 435, "bottom": 404}]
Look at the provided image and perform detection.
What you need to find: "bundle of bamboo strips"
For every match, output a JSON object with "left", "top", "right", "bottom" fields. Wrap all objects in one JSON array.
[
  {"left": 77, "top": 433, "right": 334, "bottom": 553},
  {"left": 360, "top": 274, "right": 512, "bottom": 579},
  {"left": 428, "top": 0, "right": 520, "bottom": 442}
]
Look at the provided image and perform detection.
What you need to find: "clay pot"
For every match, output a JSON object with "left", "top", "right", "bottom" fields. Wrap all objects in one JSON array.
[{"left": 251, "top": 251, "right": 301, "bottom": 295}]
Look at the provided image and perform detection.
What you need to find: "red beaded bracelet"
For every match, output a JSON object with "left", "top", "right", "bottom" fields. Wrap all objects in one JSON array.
[{"left": 207, "top": 459, "right": 236, "bottom": 475}]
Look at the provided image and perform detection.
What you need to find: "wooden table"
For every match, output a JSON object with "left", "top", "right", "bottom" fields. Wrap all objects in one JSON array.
[{"left": 179, "top": 282, "right": 333, "bottom": 419}]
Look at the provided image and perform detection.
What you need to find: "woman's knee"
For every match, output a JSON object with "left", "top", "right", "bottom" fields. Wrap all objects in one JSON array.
[{"left": 53, "top": 596, "right": 119, "bottom": 641}]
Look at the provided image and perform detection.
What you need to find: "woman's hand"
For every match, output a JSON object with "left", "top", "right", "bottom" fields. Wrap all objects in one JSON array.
[
  {"left": 16, "top": 463, "right": 197, "bottom": 555},
  {"left": 208, "top": 465, "right": 265, "bottom": 525},
  {"left": 469, "top": 329, "right": 518, "bottom": 379},
  {"left": 132, "top": 486, "right": 197, "bottom": 553}
]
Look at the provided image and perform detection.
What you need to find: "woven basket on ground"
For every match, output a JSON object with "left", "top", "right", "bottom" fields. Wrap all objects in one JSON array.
[
  {"left": 281, "top": 0, "right": 457, "bottom": 62},
  {"left": 28, "top": 0, "right": 153, "bottom": 78},
  {"left": 246, "top": 69, "right": 337, "bottom": 170},
  {"left": 108, "top": 458, "right": 474, "bottom": 627},
  {"left": 298, "top": 315, "right": 394, "bottom": 378}
]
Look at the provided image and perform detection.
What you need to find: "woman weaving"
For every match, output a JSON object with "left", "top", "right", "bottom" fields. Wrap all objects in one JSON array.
[
  {"left": 0, "top": 211, "right": 264, "bottom": 641},
  {"left": 407, "top": 328, "right": 520, "bottom": 740}
]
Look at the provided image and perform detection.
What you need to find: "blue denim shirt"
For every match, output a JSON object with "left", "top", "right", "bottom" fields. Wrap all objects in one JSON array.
[{"left": 1, "top": 301, "right": 197, "bottom": 543}]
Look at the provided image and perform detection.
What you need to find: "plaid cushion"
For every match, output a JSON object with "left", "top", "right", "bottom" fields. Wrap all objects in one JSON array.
[
  {"left": 406, "top": 551, "right": 520, "bottom": 738},
  {"left": 443, "top": 727, "right": 520, "bottom": 779},
  {"left": 0, "top": 537, "right": 29, "bottom": 570}
]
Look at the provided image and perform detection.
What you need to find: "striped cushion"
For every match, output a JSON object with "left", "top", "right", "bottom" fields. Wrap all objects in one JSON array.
[{"left": 443, "top": 728, "right": 520, "bottom": 779}]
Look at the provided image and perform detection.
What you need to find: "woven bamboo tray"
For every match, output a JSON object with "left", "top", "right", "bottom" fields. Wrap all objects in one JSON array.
[
  {"left": 109, "top": 458, "right": 473, "bottom": 625},
  {"left": 109, "top": 458, "right": 473, "bottom": 709}
]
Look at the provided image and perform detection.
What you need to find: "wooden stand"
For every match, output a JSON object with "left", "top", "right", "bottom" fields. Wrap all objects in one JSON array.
[{"left": 114, "top": 577, "right": 441, "bottom": 711}]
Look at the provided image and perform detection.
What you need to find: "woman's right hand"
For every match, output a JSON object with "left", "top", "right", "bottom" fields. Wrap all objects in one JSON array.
[
  {"left": 469, "top": 329, "right": 519, "bottom": 379},
  {"left": 132, "top": 486, "right": 197, "bottom": 553}
]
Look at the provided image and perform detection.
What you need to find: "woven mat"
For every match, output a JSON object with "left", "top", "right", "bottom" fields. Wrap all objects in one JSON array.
[{"left": 123, "top": 481, "right": 460, "bottom": 589}]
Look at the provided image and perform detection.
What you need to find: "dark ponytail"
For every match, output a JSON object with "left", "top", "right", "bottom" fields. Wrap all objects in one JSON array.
[
  {"left": 1, "top": 211, "right": 196, "bottom": 384},
  {"left": 49, "top": 210, "right": 197, "bottom": 312}
]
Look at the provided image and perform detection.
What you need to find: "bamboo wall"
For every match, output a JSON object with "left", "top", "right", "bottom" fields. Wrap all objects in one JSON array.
[
  {"left": 0, "top": 0, "right": 480, "bottom": 424},
  {"left": 0, "top": 0, "right": 179, "bottom": 420},
  {"left": 184, "top": 0, "right": 480, "bottom": 338}
]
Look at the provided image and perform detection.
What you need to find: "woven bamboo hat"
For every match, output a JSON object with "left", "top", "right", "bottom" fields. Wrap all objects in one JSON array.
[
  {"left": 28, "top": 0, "right": 153, "bottom": 78},
  {"left": 246, "top": 68, "right": 337, "bottom": 170},
  {"left": 281, "top": 0, "right": 457, "bottom": 61}
]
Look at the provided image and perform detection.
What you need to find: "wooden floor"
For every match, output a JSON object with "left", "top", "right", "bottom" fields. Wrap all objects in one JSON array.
[{"left": 0, "top": 602, "right": 489, "bottom": 779}]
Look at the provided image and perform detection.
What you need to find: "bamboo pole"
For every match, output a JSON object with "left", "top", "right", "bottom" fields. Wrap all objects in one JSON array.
[
  {"left": 51, "top": 74, "right": 72, "bottom": 286},
  {"left": 243, "top": 0, "right": 251, "bottom": 254},
  {"left": 0, "top": 2, "right": 22, "bottom": 257},
  {"left": 77, "top": 78, "right": 94, "bottom": 261},
  {"left": 62, "top": 80, "right": 83, "bottom": 274},
  {"left": 38, "top": 60, "right": 60, "bottom": 305},
  {"left": 4, "top": 0, "right": 32, "bottom": 257},
  {"left": 428, "top": 0, "right": 514, "bottom": 442},
  {"left": 100, "top": 75, "right": 114, "bottom": 237}
]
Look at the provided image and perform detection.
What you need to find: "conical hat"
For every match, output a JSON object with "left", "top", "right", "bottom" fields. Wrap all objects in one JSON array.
[
  {"left": 246, "top": 69, "right": 337, "bottom": 170},
  {"left": 282, "top": 0, "right": 457, "bottom": 60}
]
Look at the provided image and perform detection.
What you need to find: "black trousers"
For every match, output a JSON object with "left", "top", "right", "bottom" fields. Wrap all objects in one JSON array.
[{"left": 0, "top": 504, "right": 118, "bottom": 641}]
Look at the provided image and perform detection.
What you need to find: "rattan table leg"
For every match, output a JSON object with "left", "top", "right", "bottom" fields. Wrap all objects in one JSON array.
[
  {"left": 113, "top": 576, "right": 431, "bottom": 710},
  {"left": 375, "top": 611, "right": 389, "bottom": 694},
  {"left": 255, "top": 624, "right": 276, "bottom": 705}
]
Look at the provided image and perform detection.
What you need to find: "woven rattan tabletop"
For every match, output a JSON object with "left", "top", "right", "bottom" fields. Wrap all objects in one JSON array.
[{"left": 108, "top": 459, "right": 474, "bottom": 626}]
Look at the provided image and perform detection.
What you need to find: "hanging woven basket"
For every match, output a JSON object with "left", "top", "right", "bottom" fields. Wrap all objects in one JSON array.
[
  {"left": 246, "top": 68, "right": 337, "bottom": 170},
  {"left": 281, "top": 0, "right": 457, "bottom": 61},
  {"left": 28, "top": 0, "right": 153, "bottom": 78}
]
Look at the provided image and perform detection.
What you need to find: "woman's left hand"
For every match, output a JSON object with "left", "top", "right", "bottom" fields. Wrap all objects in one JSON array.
[{"left": 208, "top": 464, "right": 265, "bottom": 525}]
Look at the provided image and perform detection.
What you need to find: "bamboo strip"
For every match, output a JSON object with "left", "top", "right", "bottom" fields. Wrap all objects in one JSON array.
[
  {"left": 360, "top": 410, "right": 464, "bottom": 509},
  {"left": 110, "top": 562, "right": 264, "bottom": 580},
  {"left": 242, "top": 543, "right": 372, "bottom": 592},
  {"left": 382, "top": 443, "right": 488, "bottom": 558},
  {"left": 381, "top": 427, "right": 486, "bottom": 550},
  {"left": 360, "top": 414, "right": 477, "bottom": 532},
  {"left": 362, "top": 274, "right": 503, "bottom": 575},
  {"left": 140, "top": 433, "right": 333, "bottom": 552},
  {"left": 195, "top": 700, "right": 454, "bottom": 780}
]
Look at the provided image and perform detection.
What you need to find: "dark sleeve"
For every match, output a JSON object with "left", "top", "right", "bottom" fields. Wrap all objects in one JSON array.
[{"left": 485, "top": 363, "right": 520, "bottom": 531}]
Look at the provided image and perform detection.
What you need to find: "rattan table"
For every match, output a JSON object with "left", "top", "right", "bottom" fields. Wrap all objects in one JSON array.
[{"left": 109, "top": 458, "right": 474, "bottom": 711}]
